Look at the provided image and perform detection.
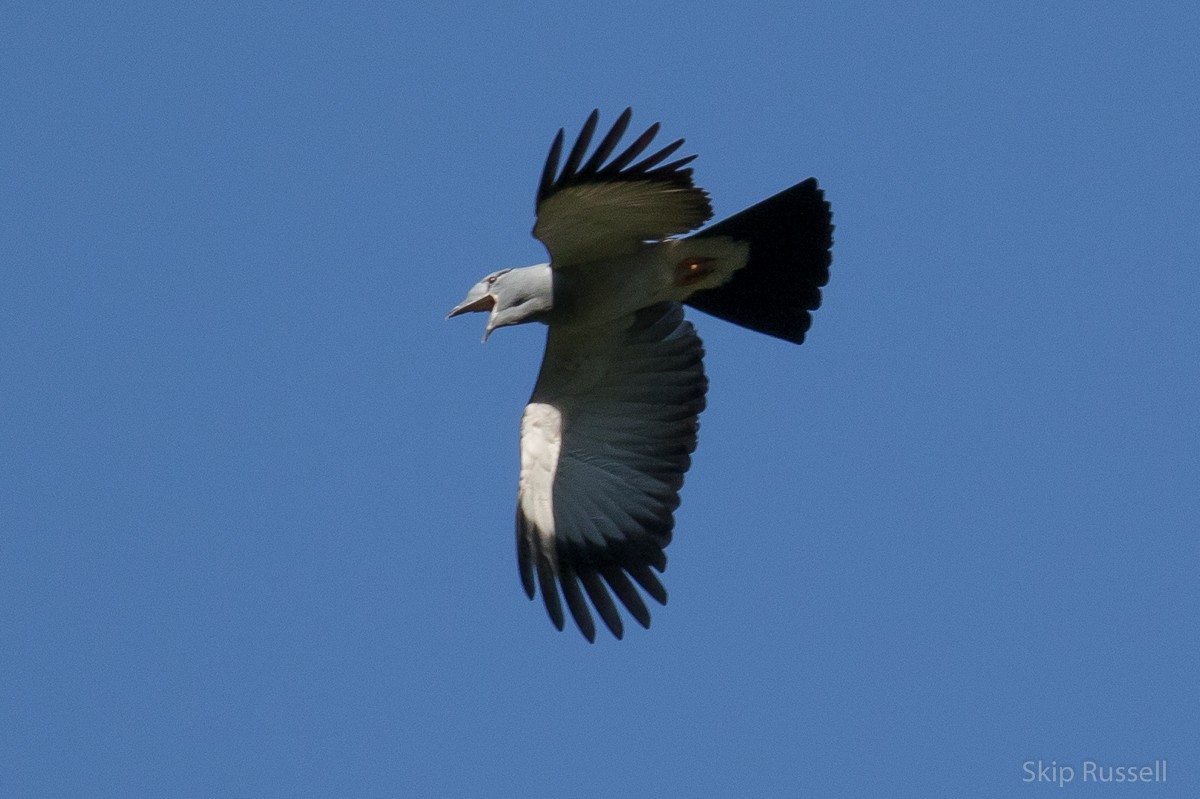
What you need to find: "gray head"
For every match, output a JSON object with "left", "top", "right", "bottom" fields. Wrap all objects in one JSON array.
[{"left": 447, "top": 264, "right": 554, "bottom": 341}]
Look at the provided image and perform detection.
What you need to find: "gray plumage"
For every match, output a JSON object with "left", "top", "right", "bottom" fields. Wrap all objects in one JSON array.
[{"left": 448, "top": 109, "right": 833, "bottom": 641}]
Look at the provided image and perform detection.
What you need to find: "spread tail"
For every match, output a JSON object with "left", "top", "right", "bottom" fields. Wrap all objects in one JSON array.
[{"left": 685, "top": 178, "right": 833, "bottom": 344}]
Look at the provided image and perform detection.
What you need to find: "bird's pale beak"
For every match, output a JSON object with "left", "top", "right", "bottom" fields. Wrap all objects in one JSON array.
[
  {"left": 446, "top": 288, "right": 495, "bottom": 319},
  {"left": 448, "top": 284, "right": 499, "bottom": 342}
]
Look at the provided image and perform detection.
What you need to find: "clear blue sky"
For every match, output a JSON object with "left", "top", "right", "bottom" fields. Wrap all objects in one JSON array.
[{"left": 3, "top": 2, "right": 1197, "bottom": 796}]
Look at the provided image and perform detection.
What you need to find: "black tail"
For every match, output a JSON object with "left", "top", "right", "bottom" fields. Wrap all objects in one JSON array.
[{"left": 685, "top": 178, "right": 833, "bottom": 345}]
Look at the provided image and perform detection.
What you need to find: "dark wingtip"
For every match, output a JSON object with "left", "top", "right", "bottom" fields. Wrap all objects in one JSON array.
[
  {"left": 601, "top": 566, "right": 652, "bottom": 629},
  {"left": 536, "top": 556, "right": 565, "bottom": 630},
  {"left": 559, "top": 109, "right": 600, "bottom": 184},
  {"left": 518, "top": 546, "right": 535, "bottom": 600},
  {"left": 628, "top": 137, "right": 686, "bottom": 173},
  {"left": 560, "top": 568, "right": 597, "bottom": 643},
  {"left": 580, "top": 570, "right": 625, "bottom": 640},
  {"left": 627, "top": 562, "right": 668, "bottom": 606},
  {"left": 579, "top": 107, "right": 632, "bottom": 176},
  {"left": 536, "top": 110, "right": 700, "bottom": 209},
  {"left": 536, "top": 128, "right": 565, "bottom": 205},
  {"left": 516, "top": 509, "right": 537, "bottom": 598}
]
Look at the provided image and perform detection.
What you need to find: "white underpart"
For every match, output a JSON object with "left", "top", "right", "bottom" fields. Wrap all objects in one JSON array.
[{"left": 518, "top": 402, "right": 562, "bottom": 552}]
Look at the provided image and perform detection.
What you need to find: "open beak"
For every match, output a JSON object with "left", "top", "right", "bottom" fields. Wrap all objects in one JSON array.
[
  {"left": 447, "top": 284, "right": 498, "bottom": 342},
  {"left": 446, "top": 288, "right": 495, "bottom": 319}
]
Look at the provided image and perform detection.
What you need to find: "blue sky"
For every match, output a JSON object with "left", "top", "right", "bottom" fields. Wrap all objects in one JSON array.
[{"left": 3, "top": 2, "right": 1198, "bottom": 796}]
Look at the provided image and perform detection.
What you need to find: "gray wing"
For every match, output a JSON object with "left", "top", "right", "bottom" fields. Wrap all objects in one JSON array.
[
  {"left": 533, "top": 108, "right": 713, "bottom": 267},
  {"left": 516, "top": 303, "right": 707, "bottom": 641}
]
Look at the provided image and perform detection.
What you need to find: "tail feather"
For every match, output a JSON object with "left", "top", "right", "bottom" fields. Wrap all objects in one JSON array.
[{"left": 685, "top": 178, "right": 833, "bottom": 345}]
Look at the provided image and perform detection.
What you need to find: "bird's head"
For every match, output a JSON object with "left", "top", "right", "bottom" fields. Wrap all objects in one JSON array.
[{"left": 447, "top": 264, "right": 553, "bottom": 341}]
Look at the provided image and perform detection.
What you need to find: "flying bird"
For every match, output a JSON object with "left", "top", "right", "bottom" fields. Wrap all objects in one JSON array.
[{"left": 449, "top": 109, "right": 833, "bottom": 641}]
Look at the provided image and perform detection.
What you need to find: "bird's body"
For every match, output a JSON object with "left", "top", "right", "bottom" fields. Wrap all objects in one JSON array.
[
  {"left": 449, "top": 109, "right": 833, "bottom": 641},
  {"left": 544, "top": 237, "right": 749, "bottom": 328}
]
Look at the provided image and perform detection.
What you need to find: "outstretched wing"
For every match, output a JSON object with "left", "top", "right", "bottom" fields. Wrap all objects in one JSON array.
[
  {"left": 516, "top": 303, "right": 707, "bottom": 641},
  {"left": 533, "top": 108, "right": 713, "bottom": 268}
]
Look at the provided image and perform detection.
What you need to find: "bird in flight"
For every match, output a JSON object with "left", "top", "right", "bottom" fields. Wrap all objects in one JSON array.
[{"left": 449, "top": 108, "right": 833, "bottom": 641}]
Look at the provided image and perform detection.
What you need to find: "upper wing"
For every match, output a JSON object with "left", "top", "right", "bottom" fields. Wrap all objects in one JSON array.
[
  {"left": 516, "top": 303, "right": 707, "bottom": 641},
  {"left": 533, "top": 108, "right": 713, "bottom": 268}
]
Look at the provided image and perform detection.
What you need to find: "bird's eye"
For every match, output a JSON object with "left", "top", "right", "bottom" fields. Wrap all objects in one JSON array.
[{"left": 487, "top": 276, "right": 497, "bottom": 285}]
